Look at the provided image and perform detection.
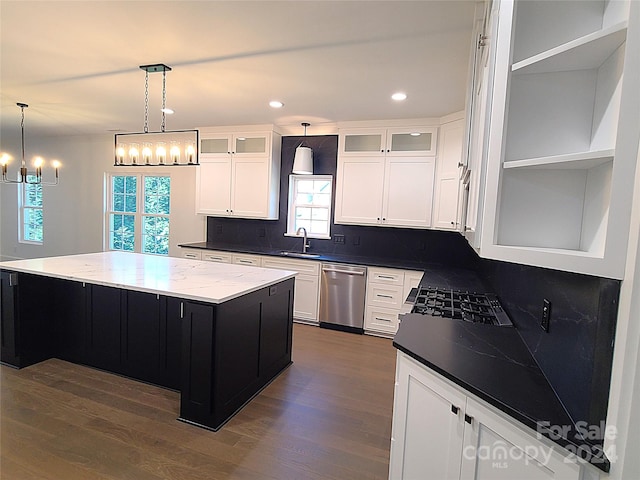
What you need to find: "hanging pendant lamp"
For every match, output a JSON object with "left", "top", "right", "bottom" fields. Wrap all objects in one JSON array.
[
  {"left": 0, "top": 103, "right": 61, "bottom": 185},
  {"left": 292, "top": 122, "right": 313, "bottom": 175},
  {"left": 114, "top": 64, "right": 198, "bottom": 167}
]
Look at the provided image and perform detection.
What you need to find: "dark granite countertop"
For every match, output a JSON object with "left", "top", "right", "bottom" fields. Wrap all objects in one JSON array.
[{"left": 394, "top": 314, "right": 610, "bottom": 472}]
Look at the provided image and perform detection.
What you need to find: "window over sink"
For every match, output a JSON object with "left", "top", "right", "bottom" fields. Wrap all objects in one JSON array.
[{"left": 286, "top": 175, "right": 332, "bottom": 239}]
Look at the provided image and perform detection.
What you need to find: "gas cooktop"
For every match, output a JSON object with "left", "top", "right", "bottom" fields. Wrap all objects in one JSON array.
[{"left": 411, "top": 287, "right": 513, "bottom": 326}]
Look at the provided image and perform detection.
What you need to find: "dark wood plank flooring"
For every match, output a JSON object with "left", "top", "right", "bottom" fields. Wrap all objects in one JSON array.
[{"left": 1, "top": 324, "right": 397, "bottom": 479}]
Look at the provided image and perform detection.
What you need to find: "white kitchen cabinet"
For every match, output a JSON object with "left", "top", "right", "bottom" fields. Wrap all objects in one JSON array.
[
  {"left": 390, "top": 351, "right": 583, "bottom": 480},
  {"left": 231, "top": 253, "right": 262, "bottom": 267},
  {"left": 339, "top": 127, "right": 438, "bottom": 157},
  {"left": 262, "top": 257, "right": 320, "bottom": 323},
  {"left": 201, "top": 250, "right": 232, "bottom": 263},
  {"left": 433, "top": 115, "right": 464, "bottom": 231},
  {"left": 461, "top": 0, "right": 500, "bottom": 250},
  {"left": 477, "top": 0, "right": 640, "bottom": 279},
  {"left": 179, "top": 247, "right": 202, "bottom": 260},
  {"left": 364, "top": 267, "right": 422, "bottom": 337},
  {"left": 335, "top": 155, "right": 435, "bottom": 228},
  {"left": 196, "top": 127, "right": 281, "bottom": 220}
]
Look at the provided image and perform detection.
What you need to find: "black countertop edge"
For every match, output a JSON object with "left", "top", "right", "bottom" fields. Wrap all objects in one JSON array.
[
  {"left": 178, "top": 241, "right": 463, "bottom": 274},
  {"left": 393, "top": 328, "right": 610, "bottom": 473}
]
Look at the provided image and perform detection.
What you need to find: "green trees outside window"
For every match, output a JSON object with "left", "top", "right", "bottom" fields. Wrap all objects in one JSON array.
[
  {"left": 21, "top": 175, "right": 43, "bottom": 243},
  {"left": 108, "top": 175, "right": 170, "bottom": 255}
]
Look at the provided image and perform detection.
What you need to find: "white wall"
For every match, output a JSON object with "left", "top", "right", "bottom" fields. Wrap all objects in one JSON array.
[{"left": 0, "top": 134, "right": 205, "bottom": 261}]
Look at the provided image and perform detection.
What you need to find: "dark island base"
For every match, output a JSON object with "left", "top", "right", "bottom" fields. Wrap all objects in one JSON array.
[
  {"left": 0, "top": 270, "right": 295, "bottom": 432},
  {"left": 178, "top": 360, "right": 292, "bottom": 432}
]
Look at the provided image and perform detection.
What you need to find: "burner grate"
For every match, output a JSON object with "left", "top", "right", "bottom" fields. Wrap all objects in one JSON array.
[{"left": 410, "top": 287, "right": 512, "bottom": 326}]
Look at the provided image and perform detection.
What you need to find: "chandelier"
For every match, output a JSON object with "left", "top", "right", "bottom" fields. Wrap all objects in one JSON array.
[
  {"left": 1, "top": 103, "right": 60, "bottom": 185},
  {"left": 114, "top": 64, "right": 198, "bottom": 166}
]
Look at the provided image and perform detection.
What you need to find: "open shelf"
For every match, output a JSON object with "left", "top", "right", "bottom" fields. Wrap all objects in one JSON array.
[
  {"left": 497, "top": 161, "right": 612, "bottom": 255},
  {"left": 512, "top": 22, "right": 627, "bottom": 74},
  {"left": 503, "top": 149, "right": 614, "bottom": 170}
]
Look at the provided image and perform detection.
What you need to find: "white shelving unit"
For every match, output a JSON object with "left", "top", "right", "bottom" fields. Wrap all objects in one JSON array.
[{"left": 479, "top": 0, "right": 640, "bottom": 279}]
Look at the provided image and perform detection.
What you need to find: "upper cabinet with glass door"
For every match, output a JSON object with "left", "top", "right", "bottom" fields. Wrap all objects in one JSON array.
[
  {"left": 339, "top": 127, "right": 438, "bottom": 157},
  {"left": 479, "top": 0, "right": 640, "bottom": 279},
  {"left": 200, "top": 132, "right": 270, "bottom": 158}
]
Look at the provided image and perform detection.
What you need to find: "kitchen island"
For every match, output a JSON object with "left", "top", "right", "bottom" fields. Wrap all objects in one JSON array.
[{"left": 0, "top": 252, "right": 296, "bottom": 431}]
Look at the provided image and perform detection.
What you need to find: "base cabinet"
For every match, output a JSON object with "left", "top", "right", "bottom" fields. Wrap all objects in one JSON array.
[
  {"left": 364, "top": 267, "right": 422, "bottom": 337},
  {"left": 390, "top": 352, "right": 582, "bottom": 480},
  {"left": 180, "top": 278, "right": 294, "bottom": 430},
  {"left": 262, "top": 257, "right": 320, "bottom": 323}
]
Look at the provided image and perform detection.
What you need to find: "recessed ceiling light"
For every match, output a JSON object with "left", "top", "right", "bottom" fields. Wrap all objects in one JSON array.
[
  {"left": 391, "top": 92, "right": 407, "bottom": 101},
  {"left": 161, "top": 108, "right": 174, "bottom": 114},
  {"left": 269, "top": 100, "right": 284, "bottom": 108}
]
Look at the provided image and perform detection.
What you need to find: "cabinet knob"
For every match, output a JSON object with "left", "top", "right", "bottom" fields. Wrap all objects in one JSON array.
[
  {"left": 451, "top": 221, "right": 455, "bottom": 225},
  {"left": 381, "top": 149, "right": 384, "bottom": 153},
  {"left": 382, "top": 217, "right": 386, "bottom": 221},
  {"left": 377, "top": 217, "right": 381, "bottom": 221},
  {"left": 464, "top": 414, "right": 473, "bottom": 424},
  {"left": 451, "top": 405, "right": 459, "bottom": 415},
  {"left": 387, "top": 149, "right": 390, "bottom": 153}
]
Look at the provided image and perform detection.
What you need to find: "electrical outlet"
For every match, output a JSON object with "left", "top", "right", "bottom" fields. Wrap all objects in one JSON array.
[
  {"left": 334, "top": 234, "right": 345, "bottom": 244},
  {"left": 541, "top": 299, "right": 551, "bottom": 332}
]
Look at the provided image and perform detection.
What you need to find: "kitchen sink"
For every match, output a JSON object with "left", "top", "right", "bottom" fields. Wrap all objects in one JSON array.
[{"left": 279, "top": 251, "right": 322, "bottom": 259}]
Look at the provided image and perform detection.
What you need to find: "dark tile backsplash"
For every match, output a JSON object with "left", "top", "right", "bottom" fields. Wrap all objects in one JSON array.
[{"left": 205, "top": 133, "right": 620, "bottom": 429}]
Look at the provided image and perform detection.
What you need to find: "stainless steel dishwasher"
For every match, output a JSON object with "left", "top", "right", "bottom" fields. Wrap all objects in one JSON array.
[{"left": 319, "top": 263, "right": 367, "bottom": 334}]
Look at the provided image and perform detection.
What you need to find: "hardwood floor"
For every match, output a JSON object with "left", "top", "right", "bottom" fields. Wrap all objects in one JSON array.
[{"left": 1, "top": 324, "right": 398, "bottom": 480}]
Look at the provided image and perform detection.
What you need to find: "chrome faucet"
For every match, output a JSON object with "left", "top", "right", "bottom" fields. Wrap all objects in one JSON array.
[{"left": 296, "top": 227, "right": 310, "bottom": 253}]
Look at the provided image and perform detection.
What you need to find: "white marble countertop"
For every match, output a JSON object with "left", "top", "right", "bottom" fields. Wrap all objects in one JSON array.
[{"left": 0, "top": 252, "right": 297, "bottom": 304}]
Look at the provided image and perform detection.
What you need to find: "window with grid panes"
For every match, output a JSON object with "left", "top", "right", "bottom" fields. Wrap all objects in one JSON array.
[
  {"left": 106, "top": 174, "right": 171, "bottom": 255},
  {"left": 287, "top": 175, "right": 332, "bottom": 238},
  {"left": 19, "top": 175, "right": 43, "bottom": 244}
]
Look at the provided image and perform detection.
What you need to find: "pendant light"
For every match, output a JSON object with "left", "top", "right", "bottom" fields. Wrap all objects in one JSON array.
[
  {"left": 114, "top": 64, "right": 198, "bottom": 167},
  {"left": 292, "top": 122, "right": 313, "bottom": 175},
  {"left": 0, "top": 103, "right": 60, "bottom": 185}
]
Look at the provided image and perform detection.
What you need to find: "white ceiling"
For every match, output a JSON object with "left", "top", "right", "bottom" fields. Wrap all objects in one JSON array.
[{"left": 0, "top": 0, "right": 476, "bottom": 140}]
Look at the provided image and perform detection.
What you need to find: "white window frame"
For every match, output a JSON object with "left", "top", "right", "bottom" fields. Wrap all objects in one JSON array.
[
  {"left": 18, "top": 174, "right": 44, "bottom": 245},
  {"left": 286, "top": 174, "right": 333, "bottom": 240},
  {"left": 105, "top": 172, "right": 172, "bottom": 255}
]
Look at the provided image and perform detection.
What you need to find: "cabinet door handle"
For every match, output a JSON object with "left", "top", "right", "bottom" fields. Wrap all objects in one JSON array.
[
  {"left": 451, "top": 405, "right": 459, "bottom": 415},
  {"left": 464, "top": 414, "right": 473, "bottom": 424},
  {"left": 377, "top": 294, "right": 394, "bottom": 299},
  {"left": 378, "top": 275, "right": 396, "bottom": 280},
  {"left": 180, "top": 302, "right": 184, "bottom": 319},
  {"left": 375, "top": 317, "right": 391, "bottom": 322}
]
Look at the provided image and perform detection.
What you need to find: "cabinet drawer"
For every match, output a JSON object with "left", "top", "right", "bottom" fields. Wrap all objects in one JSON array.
[
  {"left": 368, "top": 267, "right": 405, "bottom": 286},
  {"left": 202, "top": 251, "right": 232, "bottom": 263},
  {"left": 180, "top": 248, "right": 202, "bottom": 260},
  {"left": 262, "top": 257, "right": 320, "bottom": 276},
  {"left": 364, "top": 306, "right": 399, "bottom": 335},
  {"left": 366, "top": 283, "right": 404, "bottom": 309},
  {"left": 231, "top": 254, "right": 262, "bottom": 266}
]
